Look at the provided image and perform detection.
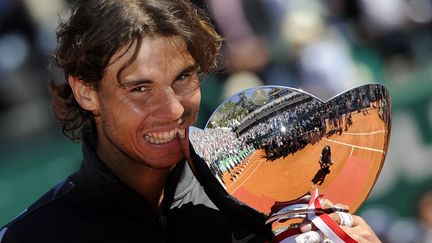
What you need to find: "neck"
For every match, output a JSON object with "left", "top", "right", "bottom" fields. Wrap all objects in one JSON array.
[
  {"left": 124, "top": 167, "right": 172, "bottom": 209},
  {"left": 108, "top": 156, "right": 174, "bottom": 209},
  {"left": 96, "top": 141, "right": 174, "bottom": 210}
]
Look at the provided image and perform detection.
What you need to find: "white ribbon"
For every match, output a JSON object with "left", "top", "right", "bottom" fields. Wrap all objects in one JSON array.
[{"left": 273, "top": 186, "right": 357, "bottom": 243}]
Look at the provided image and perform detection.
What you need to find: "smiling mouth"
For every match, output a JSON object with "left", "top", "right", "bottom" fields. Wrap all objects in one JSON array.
[{"left": 144, "top": 128, "right": 186, "bottom": 145}]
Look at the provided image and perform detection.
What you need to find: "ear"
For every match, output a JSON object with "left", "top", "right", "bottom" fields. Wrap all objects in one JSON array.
[{"left": 68, "top": 76, "right": 100, "bottom": 116}]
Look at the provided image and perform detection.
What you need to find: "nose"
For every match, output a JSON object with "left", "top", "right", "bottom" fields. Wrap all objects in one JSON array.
[{"left": 157, "top": 89, "right": 185, "bottom": 121}]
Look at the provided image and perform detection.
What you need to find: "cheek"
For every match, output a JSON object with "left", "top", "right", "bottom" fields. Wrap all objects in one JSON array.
[
  {"left": 101, "top": 98, "right": 148, "bottom": 131},
  {"left": 186, "top": 90, "right": 201, "bottom": 116},
  {"left": 193, "top": 90, "right": 201, "bottom": 107},
  {"left": 176, "top": 89, "right": 200, "bottom": 125}
]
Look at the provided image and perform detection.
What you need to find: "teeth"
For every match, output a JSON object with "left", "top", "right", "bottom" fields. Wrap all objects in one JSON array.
[{"left": 145, "top": 128, "right": 186, "bottom": 144}]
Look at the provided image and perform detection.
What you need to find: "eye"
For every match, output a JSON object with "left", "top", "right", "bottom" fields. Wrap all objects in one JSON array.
[
  {"left": 176, "top": 72, "right": 191, "bottom": 81},
  {"left": 131, "top": 86, "right": 149, "bottom": 93}
]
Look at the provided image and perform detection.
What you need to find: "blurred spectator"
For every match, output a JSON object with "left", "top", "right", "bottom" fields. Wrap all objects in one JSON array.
[
  {"left": 417, "top": 191, "right": 432, "bottom": 242},
  {"left": 0, "top": 0, "right": 67, "bottom": 142}
]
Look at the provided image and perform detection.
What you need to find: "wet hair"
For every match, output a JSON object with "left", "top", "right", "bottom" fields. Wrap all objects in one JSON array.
[{"left": 50, "top": 0, "right": 222, "bottom": 142}]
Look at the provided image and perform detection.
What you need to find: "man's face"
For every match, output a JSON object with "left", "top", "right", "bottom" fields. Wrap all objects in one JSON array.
[{"left": 94, "top": 36, "right": 201, "bottom": 169}]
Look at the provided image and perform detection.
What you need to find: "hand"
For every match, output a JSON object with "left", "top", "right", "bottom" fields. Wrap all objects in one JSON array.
[
  {"left": 299, "top": 199, "right": 381, "bottom": 243},
  {"left": 338, "top": 215, "right": 381, "bottom": 243},
  {"left": 296, "top": 215, "right": 380, "bottom": 243}
]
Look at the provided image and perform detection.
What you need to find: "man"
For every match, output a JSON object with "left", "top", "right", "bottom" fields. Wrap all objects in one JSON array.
[
  {"left": 0, "top": 0, "right": 380, "bottom": 242},
  {"left": 320, "top": 145, "right": 334, "bottom": 169}
]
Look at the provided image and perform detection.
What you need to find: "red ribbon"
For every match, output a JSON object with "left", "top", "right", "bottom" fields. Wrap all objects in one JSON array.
[{"left": 273, "top": 186, "right": 357, "bottom": 243}]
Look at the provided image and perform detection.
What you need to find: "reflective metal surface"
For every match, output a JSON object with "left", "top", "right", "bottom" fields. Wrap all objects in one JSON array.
[{"left": 187, "top": 84, "right": 391, "bottom": 232}]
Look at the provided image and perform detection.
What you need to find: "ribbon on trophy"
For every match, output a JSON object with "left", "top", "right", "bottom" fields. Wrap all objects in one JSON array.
[{"left": 273, "top": 186, "right": 357, "bottom": 243}]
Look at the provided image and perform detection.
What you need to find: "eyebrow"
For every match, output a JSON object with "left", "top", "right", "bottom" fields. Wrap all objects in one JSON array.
[
  {"left": 174, "top": 64, "right": 199, "bottom": 80},
  {"left": 120, "top": 64, "right": 199, "bottom": 88}
]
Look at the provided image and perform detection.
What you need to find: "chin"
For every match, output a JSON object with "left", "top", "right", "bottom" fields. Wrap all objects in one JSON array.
[{"left": 146, "top": 154, "right": 184, "bottom": 169}]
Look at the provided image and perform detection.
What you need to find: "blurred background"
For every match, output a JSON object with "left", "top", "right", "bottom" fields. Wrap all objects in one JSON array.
[{"left": 0, "top": 0, "right": 432, "bottom": 242}]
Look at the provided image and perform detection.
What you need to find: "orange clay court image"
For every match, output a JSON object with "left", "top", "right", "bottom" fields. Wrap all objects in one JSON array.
[
  {"left": 189, "top": 84, "right": 391, "bottom": 218},
  {"left": 226, "top": 107, "right": 387, "bottom": 215}
]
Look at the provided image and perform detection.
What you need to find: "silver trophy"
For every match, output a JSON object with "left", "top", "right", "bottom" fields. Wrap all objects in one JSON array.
[{"left": 185, "top": 83, "right": 391, "bottom": 241}]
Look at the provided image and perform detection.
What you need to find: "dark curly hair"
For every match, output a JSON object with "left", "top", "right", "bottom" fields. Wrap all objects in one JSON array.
[{"left": 50, "top": 0, "right": 222, "bottom": 142}]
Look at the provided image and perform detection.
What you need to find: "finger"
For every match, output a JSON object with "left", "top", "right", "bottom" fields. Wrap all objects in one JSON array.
[
  {"left": 295, "top": 231, "right": 324, "bottom": 243},
  {"left": 350, "top": 215, "right": 365, "bottom": 227},
  {"left": 338, "top": 226, "right": 361, "bottom": 240},
  {"left": 339, "top": 225, "right": 378, "bottom": 242},
  {"left": 334, "top": 203, "right": 350, "bottom": 212},
  {"left": 300, "top": 222, "right": 313, "bottom": 232},
  {"left": 319, "top": 199, "right": 350, "bottom": 212},
  {"left": 339, "top": 216, "right": 381, "bottom": 242},
  {"left": 300, "top": 211, "right": 353, "bottom": 232},
  {"left": 327, "top": 211, "right": 354, "bottom": 227},
  {"left": 319, "top": 198, "right": 333, "bottom": 208},
  {"left": 337, "top": 212, "right": 354, "bottom": 227}
]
